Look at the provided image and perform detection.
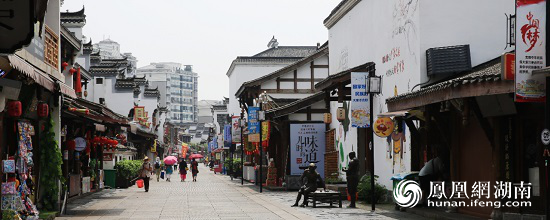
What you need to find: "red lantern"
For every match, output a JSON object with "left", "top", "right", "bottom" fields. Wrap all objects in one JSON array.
[
  {"left": 75, "top": 67, "right": 82, "bottom": 93},
  {"left": 93, "top": 136, "right": 100, "bottom": 144},
  {"left": 7, "top": 101, "right": 22, "bottom": 117},
  {"left": 100, "top": 137, "right": 108, "bottom": 144},
  {"left": 112, "top": 140, "right": 118, "bottom": 146},
  {"left": 37, "top": 102, "right": 49, "bottom": 118},
  {"left": 66, "top": 140, "right": 76, "bottom": 151},
  {"left": 62, "top": 62, "right": 69, "bottom": 71},
  {"left": 85, "top": 146, "right": 91, "bottom": 154},
  {"left": 69, "top": 68, "right": 76, "bottom": 75}
]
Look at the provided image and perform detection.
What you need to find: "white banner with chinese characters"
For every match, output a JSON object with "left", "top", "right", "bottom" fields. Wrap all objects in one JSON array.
[
  {"left": 289, "top": 123, "right": 325, "bottom": 178},
  {"left": 351, "top": 72, "right": 371, "bottom": 127},
  {"left": 516, "top": 0, "right": 546, "bottom": 102}
]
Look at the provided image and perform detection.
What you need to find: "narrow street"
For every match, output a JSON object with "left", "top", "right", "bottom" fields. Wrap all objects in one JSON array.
[{"left": 56, "top": 166, "right": 421, "bottom": 220}]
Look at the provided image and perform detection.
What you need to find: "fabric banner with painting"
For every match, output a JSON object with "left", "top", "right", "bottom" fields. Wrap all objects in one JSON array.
[
  {"left": 289, "top": 123, "right": 325, "bottom": 178},
  {"left": 231, "top": 116, "right": 241, "bottom": 144},
  {"left": 351, "top": 72, "right": 371, "bottom": 128},
  {"left": 515, "top": 0, "right": 546, "bottom": 102}
]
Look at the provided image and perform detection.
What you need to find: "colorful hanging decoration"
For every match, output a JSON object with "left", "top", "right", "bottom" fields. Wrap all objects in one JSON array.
[
  {"left": 68, "top": 107, "right": 90, "bottom": 115},
  {"left": 261, "top": 121, "right": 270, "bottom": 149},
  {"left": 3, "top": 160, "right": 15, "bottom": 173}
]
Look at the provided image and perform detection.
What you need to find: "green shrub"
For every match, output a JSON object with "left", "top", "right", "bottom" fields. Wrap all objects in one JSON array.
[
  {"left": 115, "top": 160, "right": 143, "bottom": 179},
  {"left": 357, "top": 174, "right": 388, "bottom": 204}
]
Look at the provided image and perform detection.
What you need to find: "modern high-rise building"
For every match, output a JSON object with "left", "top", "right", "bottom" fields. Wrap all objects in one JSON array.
[
  {"left": 93, "top": 38, "right": 123, "bottom": 59},
  {"left": 137, "top": 63, "right": 198, "bottom": 125}
]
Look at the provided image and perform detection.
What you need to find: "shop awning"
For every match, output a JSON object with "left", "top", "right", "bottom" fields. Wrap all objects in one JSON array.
[
  {"left": 315, "top": 62, "right": 375, "bottom": 91},
  {"left": 8, "top": 55, "right": 55, "bottom": 91},
  {"left": 377, "top": 110, "right": 410, "bottom": 118},
  {"left": 60, "top": 82, "right": 77, "bottom": 98},
  {"left": 386, "top": 58, "right": 513, "bottom": 112},
  {"left": 266, "top": 92, "right": 327, "bottom": 118}
]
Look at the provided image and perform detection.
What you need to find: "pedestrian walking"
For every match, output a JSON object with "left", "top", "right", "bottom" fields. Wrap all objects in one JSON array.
[
  {"left": 154, "top": 157, "right": 161, "bottom": 182},
  {"left": 191, "top": 158, "right": 199, "bottom": 182},
  {"left": 292, "top": 163, "right": 325, "bottom": 207},
  {"left": 165, "top": 163, "right": 174, "bottom": 182},
  {"left": 343, "top": 152, "right": 359, "bottom": 208},
  {"left": 179, "top": 159, "right": 188, "bottom": 182},
  {"left": 140, "top": 157, "right": 153, "bottom": 192}
]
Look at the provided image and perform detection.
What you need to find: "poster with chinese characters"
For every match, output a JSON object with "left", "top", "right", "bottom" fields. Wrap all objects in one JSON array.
[
  {"left": 351, "top": 72, "right": 371, "bottom": 127},
  {"left": 516, "top": 0, "right": 546, "bottom": 102},
  {"left": 248, "top": 107, "right": 260, "bottom": 142},
  {"left": 133, "top": 106, "right": 145, "bottom": 121},
  {"left": 290, "top": 123, "right": 325, "bottom": 178}
]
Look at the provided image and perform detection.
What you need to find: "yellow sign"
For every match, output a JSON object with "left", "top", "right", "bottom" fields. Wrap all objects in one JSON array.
[
  {"left": 249, "top": 134, "right": 260, "bottom": 143},
  {"left": 261, "top": 121, "right": 270, "bottom": 142},
  {"left": 134, "top": 106, "right": 145, "bottom": 121},
  {"left": 151, "top": 140, "right": 157, "bottom": 153},
  {"left": 374, "top": 117, "right": 394, "bottom": 137}
]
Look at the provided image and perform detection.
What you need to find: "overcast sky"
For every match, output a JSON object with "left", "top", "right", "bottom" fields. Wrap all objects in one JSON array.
[{"left": 61, "top": 0, "right": 339, "bottom": 101}]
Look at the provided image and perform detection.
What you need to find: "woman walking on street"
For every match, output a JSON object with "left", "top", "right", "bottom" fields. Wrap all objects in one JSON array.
[
  {"left": 154, "top": 157, "right": 161, "bottom": 182},
  {"left": 179, "top": 159, "right": 188, "bottom": 182},
  {"left": 191, "top": 158, "right": 199, "bottom": 182},
  {"left": 165, "top": 163, "right": 174, "bottom": 182},
  {"left": 140, "top": 157, "right": 153, "bottom": 192}
]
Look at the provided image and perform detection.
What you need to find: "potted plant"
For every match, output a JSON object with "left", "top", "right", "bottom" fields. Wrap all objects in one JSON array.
[{"left": 114, "top": 160, "right": 142, "bottom": 188}]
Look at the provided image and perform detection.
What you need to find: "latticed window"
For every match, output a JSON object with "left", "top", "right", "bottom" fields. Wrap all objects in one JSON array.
[{"left": 44, "top": 26, "right": 59, "bottom": 69}]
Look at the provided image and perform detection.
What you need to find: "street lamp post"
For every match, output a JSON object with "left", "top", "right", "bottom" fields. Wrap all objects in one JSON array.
[
  {"left": 258, "top": 92, "right": 268, "bottom": 193},
  {"left": 240, "top": 108, "right": 245, "bottom": 185},
  {"left": 366, "top": 68, "right": 380, "bottom": 212}
]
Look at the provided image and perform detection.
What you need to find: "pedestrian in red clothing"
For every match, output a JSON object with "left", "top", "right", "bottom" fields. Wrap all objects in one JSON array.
[
  {"left": 179, "top": 159, "right": 188, "bottom": 182},
  {"left": 191, "top": 158, "right": 199, "bottom": 182}
]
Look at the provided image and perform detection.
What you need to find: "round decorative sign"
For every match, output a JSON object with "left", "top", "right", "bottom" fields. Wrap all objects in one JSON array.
[
  {"left": 374, "top": 117, "right": 395, "bottom": 137},
  {"left": 74, "top": 137, "right": 87, "bottom": 151},
  {"left": 542, "top": 129, "right": 550, "bottom": 146}
]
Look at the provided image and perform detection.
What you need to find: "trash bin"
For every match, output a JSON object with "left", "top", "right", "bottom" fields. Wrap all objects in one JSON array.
[
  {"left": 390, "top": 172, "right": 419, "bottom": 209},
  {"left": 104, "top": 169, "right": 116, "bottom": 189}
]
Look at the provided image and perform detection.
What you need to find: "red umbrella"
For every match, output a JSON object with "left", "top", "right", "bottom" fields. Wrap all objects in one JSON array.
[
  {"left": 189, "top": 154, "right": 204, "bottom": 159},
  {"left": 163, "top": 156, "right": 178, "bottom": 165}
]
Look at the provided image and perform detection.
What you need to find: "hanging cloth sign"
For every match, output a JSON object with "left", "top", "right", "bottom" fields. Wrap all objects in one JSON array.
[
  {"left": 261, "top": 121, "right": 270, "bottom": 147},
  {"left": 351, "top": 72, "right": 371, "bottom": 128}
]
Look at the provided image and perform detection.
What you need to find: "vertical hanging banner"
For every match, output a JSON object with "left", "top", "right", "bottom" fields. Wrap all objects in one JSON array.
[
  {"left": 261, "top": 121, "right": 270, "bottom": 147},
  {"left": 351, "top": 72, "right": 371, "bottom": 127},
  {"left": 248, "top": 107, "right": 260, "bottom": 142},
  {"left": 182, "top": 143, "right": 189, "bottom": 158},
  {"left": 516, "top": 0, "right": 546, "bottom": 102},
  {"left": 290, "top": 123, "right": 326, "bottom": 178},
  {"left": 224, "top": 125, "right": 232, "bottom": 149},
  {"left": 231, "top": 116, "right": 241, "bottom": 143}
]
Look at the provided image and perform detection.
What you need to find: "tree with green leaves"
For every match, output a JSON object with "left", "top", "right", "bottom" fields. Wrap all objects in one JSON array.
[{"left": 39, "top": 115, "right": 64, "bottom": 211}]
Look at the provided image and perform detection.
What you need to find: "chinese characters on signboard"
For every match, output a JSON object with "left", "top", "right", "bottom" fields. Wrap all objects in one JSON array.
[
  {"left": 224, "top": 125, "right": 232, "bottom": 149},
  {"left": 515, "top": 0, "right": 546, "bottom": 102},
  {"left": 231, "top": 116, "right": 241, "bottom": 144},
  {"left": 351, "top": 72, "right": 371, "bottom": 127},
  {"left": 134, "top": 106, "right": 145, "bottom": 121},
  {"left": 290, "top": 123, "right": 325, "bottom": 178},
  {"left": 261, "top": 121, "right": 270, "bottom": 147},
  {"left": 248, "top": 107, "right": 260, "bottom": 142}
]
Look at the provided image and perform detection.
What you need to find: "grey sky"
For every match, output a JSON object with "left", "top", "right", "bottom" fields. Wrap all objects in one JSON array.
[{"left": 61, "top": 0, "right": 339, "bottom": 101}]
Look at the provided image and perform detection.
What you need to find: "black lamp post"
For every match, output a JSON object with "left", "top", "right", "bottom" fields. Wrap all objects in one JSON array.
[
  {"left": 258, "top": 92, "right": 268, "bottom": 193},
  {"left": 240, "top": 108, "right": 245, "bottom": 185},
  {"left": 366, "top": 68, "right": 380, "bottom": 211}
]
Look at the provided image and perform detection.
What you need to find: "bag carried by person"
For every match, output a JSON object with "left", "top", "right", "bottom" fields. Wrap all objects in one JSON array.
[
  {"left": 160, "top": 171, "right": 165, "bottom": 179},
  {"left": 154, "top": 162, "right": 160, "bottom": 169}
]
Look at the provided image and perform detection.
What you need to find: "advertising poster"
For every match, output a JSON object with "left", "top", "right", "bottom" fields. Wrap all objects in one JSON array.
[
  {"left": 231, "top": 116, "right": 241, "bottom": 143},
  {"left": 248, "top": 107, "right": 260, "bottom": 142},
  {"left": 290, "top": 123, "right": 325, "bottom": 178},
  {"left": 224, "top": 125, "right": 232, "bottom": 149},
  {"left": 351, "top": 72, "right": 371, "bottom": 127},
  {"left": 516, "top": 0, "right": 546, "bottom": 102}
]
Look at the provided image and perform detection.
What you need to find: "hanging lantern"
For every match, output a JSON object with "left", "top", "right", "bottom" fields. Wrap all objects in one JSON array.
[
  {"left": 323, "top": 113, "right": 332, "bottom": 124},
  {"left": 66, "top": 140, "right": 76, "bottom": 151},
  {"left": 37, "top": 102, "right": 49, "bottom": 118},
  {"left": 100, "top": 137, "right": 108, "bottom": 145},
  {"left": 336, "top": 107, "right": 346, "bottom": 122},
  {"left": 62, "top": 62, "right": 69, "bottom": 71},
  {"left": 75, "top": 67, "right": 82, "bottom": 93},
  {"left": 93, "top": 136, "right": 100, "bottom": 145},
  {"left": 69, "top": 68, "right": 76, "bottom": 75},
  {"left": 7, "top": 101, "right": 22, "bottom": 117}
]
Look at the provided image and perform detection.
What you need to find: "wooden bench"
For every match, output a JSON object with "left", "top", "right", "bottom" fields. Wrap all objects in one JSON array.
[{"left": 305, "top": 190, "right": 342, "bottom": 208}]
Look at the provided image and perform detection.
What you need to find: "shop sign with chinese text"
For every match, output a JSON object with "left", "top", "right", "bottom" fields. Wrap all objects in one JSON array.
[
  {"left": 290, "top": 123, "right": 325, "bottom": 178},
  {"left": 515, "top": 0, "right": 546, "bottom": 102},
  {"left": 351, "top": 72, "right": 371, "bottom": 127}
]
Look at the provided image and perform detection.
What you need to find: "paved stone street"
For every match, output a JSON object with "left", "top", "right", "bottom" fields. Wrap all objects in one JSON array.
[{"left": 57, "top": 166, "right": 424, "bottom": 220}]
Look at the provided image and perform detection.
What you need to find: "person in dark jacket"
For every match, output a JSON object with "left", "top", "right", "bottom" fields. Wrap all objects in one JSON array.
[
  {"left": 343, "top": 152, "right": 359, "bottom": 208},
  {"left": 292, "top": 163, "right": 325, "bottom": 207},
  {"left": 179, "top": 159, "right": 188, "bottom": 182}
]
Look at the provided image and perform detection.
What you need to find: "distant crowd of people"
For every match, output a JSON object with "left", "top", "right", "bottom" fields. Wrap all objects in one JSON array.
[{"left": 138, "top": 157, "right": 200, "bottom": 192}]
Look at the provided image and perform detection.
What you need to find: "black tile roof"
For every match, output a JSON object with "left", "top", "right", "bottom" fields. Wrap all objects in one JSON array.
[
  {"left": 61, "top": 7, "right": 86, "bottom": 24},
  {"left": 253, "top": 46, "right": 318, "bottom": 58}
]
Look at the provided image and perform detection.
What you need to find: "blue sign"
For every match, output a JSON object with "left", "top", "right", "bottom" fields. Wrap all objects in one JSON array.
[{"left": 248, "top": 107, "right": 260, "bottom": 134}]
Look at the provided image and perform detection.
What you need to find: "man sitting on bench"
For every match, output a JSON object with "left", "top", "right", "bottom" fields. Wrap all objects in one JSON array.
[{"left": 292, "top": 163, "right": 325, "bottom": 207}]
